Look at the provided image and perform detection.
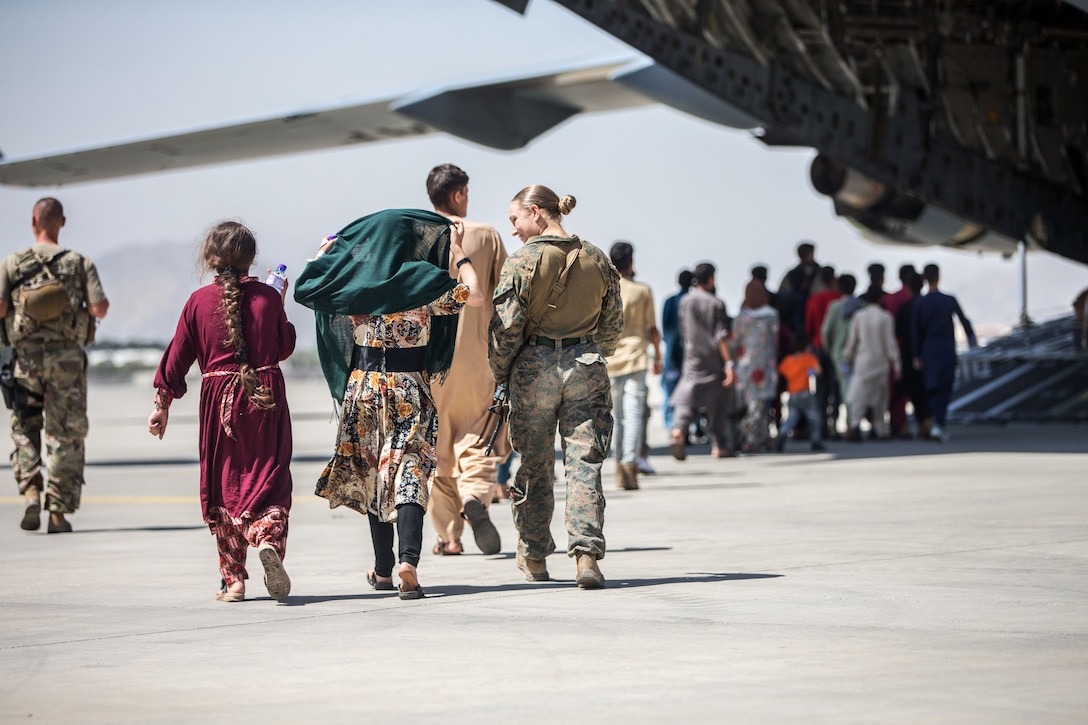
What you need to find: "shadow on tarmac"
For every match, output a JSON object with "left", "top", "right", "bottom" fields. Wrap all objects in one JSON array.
[
  {"left": 605, "top": 572, "right": 781, "bottom": 588},
  {"left": 276, "top": 592, "right": 418, "bottom": 605},
  {"left": 273, "top": 571, "right": 779, "bottom": 605},
  {"left": 647, "top": 423, "right": 1087, "bottom": 460},
  {"left": 31, "top": 525, "right": 207, "bottom": 534},
  {"left": 426, "top": 572, "right": 780, "bottom": 596},
  {"left": 355, "top": 572, "right": 779, "bottom": 600}
]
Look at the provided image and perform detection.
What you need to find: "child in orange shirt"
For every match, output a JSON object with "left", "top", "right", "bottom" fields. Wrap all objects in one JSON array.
[{"left": 776, "top": 332, "right": 825, "bottom": 452}]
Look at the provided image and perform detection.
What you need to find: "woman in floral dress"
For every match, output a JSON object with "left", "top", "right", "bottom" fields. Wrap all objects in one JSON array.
[
  {"left": 302, "top": 213, "right": 483, "bottom": 599},
  {"left": 733, "top": 280, "right": 780, "bottom": 452}
]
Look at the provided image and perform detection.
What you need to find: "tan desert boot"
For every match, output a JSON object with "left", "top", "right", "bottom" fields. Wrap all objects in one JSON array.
[
  {"left": 576, "top": 553, "right": 605, "bottom": 589},
  {"left": 516, "top": 551, "right": 549, "bottom": 581},
  {"left": 20, "top": 490, "right": 41, "bottom": 531},
  {"left": 620, "top": 463, "right": 639, "bottom": 490},
  {"left": 47, "top": 512, "right": 72, "bottom": 534}
]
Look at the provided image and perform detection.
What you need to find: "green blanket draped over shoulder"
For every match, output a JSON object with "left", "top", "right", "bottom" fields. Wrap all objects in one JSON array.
[{"left": 294, "top": 208, "right": 459, "bottom": 403}]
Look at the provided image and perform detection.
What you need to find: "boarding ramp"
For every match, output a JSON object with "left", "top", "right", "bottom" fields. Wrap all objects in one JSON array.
[{"left": 950, "top": 315, "right": 1088, "bottom": 423}]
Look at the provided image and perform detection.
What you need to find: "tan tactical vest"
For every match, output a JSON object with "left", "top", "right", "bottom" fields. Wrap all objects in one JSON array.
[
  {"left": 524, "top": 238, "right": 608, "bottom": 340},
  {"left": 4, "top": 248, "right": 94, "bottom": 346}
]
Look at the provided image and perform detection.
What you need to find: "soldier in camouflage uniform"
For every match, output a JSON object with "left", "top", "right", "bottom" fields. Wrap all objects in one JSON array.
[
  {"left": 489, "top": 185, "right": 622, "bottom": 589},
  {"left": 0, "top": 198, "right": 109, "bottom": 533}
]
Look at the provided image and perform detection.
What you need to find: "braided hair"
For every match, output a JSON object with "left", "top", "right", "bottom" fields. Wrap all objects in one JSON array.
[{"left": 200, "top": 221, "right": 275, "bottom": 410}]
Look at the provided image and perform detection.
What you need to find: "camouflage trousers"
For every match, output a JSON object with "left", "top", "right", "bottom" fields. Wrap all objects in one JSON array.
[
  {"left": 10, "top": 343, "right": 88, "bottom": 513},
  {"left": 507, "top": 343, "right": 612, "bottom": 561}
]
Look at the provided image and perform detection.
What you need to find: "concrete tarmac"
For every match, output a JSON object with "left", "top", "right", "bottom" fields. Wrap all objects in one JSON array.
[{"left": 1, "top": 377, "right": 1086, "bottom": 724}]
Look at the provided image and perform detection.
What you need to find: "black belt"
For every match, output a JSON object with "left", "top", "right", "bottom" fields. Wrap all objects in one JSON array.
[
  {"left": 351, "top": 345, "right": 427, "bottom": 372},
  {"left": 525, "top": 334, "right": 594, "bottom": 349}
]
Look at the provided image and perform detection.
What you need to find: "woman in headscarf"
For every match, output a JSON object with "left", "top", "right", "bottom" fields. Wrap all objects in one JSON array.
[
  {"left": 733, "top": 279, "right": 780, "bottom": 452},
  {"left": 295, "top": 209, "right": 483, "bottom": 600}
]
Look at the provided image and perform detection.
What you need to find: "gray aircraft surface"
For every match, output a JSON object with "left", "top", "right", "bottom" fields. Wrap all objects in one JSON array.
[{"left": 2, "top": 0, "right": 1086, "bottom": 268}]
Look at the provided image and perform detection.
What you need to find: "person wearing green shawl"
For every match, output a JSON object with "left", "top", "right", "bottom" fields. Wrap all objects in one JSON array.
[{"left": 294, "top": 209, "right": 484, "bottom": 600}]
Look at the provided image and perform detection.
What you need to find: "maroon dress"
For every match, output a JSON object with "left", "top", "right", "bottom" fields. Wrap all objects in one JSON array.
[{"left": 154, "top": 278, "right": 296, "bottom": 527}]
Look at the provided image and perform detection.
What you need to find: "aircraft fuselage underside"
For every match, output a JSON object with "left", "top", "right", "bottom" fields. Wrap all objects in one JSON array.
[{"left": 555, "top": 0, "right": 1088, "bottom": 265}]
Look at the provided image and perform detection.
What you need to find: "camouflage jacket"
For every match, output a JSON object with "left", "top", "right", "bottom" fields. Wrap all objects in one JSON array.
[
  {"left": 1, "top": 245, "right": 104, "bottom": 347},
  {"left": 489, "top": 234, "right": 623, "bottom": 384}
]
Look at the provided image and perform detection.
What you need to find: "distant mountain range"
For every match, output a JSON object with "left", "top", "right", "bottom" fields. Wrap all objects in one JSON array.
[{"left": 92, "top": 241, "right": 318, "bottom": 348}]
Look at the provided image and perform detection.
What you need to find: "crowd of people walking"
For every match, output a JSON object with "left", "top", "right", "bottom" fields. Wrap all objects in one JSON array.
[
  {"left": 642, "top": 241, "right": 978, "bottom": 462},
  {"left": 4, "top": 184, "right": 982, "bottom": 605}
]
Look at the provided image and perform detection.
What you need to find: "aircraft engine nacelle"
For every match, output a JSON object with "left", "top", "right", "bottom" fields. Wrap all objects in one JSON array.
[{"left": 809, "top": 154, "right": 1021, "bottom": 257}]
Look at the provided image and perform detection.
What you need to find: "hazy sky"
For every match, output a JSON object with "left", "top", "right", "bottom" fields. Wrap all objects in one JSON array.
[{"left": 1, "top": 0, "right": 1084, "bottom": 340}]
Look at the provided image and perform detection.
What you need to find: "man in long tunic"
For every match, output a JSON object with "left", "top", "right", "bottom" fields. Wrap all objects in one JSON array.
[
  {"left": 489, "top": 186, "right": 622, "bottom": 589},
  {"left": 426, "top": 164, "right": 510, "bottom": 556},
  {"left": 842, "top": 289, "right": 900, "bottom": 440},
  {"left": 669, "top": 263, "right": 736, "bottom": 460}
]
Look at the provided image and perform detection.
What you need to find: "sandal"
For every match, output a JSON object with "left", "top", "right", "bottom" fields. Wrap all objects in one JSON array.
[
  {"left": 258, "top": 542, "right": 291, "bottom": 601},
  {"left": 367, "top": 569, "right": 395, "bottom": 591},
  {"left": 432, "top": 538, "right": 462, "bottom": 556},
  {"left": 215, "top": 579, "right": 245, "bottom": 603},
  {"left": 462, "top": 498, "right": 501, "bottom": 555},
  {"left": 397, "top": 564, "right": 425, "bottom": 600}
]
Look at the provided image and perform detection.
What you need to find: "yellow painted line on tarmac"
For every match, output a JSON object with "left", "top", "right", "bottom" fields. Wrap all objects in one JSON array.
[
  {"left": 0, "top": 495, "right": 196, "bottom": 504},
  {"left": 0, "top": 495, "right": 318, "bottom": 505}
]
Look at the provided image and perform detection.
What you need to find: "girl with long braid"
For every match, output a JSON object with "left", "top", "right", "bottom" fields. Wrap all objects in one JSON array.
[{"left": 148, "top": 221, "right": 296, "bottom": 603}]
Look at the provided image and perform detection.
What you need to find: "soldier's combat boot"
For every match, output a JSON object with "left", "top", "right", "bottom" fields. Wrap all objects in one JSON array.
[
  {"left": 20, "top": 490, "right": 41, "bottom": 531},
  {"left": 47, "top": 512, "right": 72, "bottom": 534},
  {"left": 621, "top": 463, "right": 639, "bottom": 490},
  {"left": 516, "top": 551, "right": 549, "bottom": 582},
  {"left": 576, "top": 553, "right": 605, "bottom": 589}
]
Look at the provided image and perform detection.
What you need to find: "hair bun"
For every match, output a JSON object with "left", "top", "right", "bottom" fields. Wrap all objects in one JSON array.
[{"left": 557, "top": 195, "right": 577, "bottom": 216}]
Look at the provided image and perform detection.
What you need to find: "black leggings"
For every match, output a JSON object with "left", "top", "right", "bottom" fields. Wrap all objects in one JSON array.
[{"left": 368, "top": 503, "right": 424, "bottom": 577}]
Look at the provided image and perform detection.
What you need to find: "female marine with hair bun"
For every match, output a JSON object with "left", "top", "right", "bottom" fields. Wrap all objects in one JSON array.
[
  {"left": 148, "top": 221, "right": 296, "bottom": 604},
  {"left": 488, "top": 185, "right": 624, "bottom": 589}
]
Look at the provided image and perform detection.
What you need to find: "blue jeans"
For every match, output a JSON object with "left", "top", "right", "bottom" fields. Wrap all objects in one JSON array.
[
  {"left": 610, "top": 370, "right": 647, "bottom": 465},
  {"left": 497, "top": 452, "right": 517, "bottom": 485},
  {"left": 779, "top": 391, "right": 822, "bottom": 444},
  {"left": 661, "top": 366, "right": 680, "bottom": 431}
]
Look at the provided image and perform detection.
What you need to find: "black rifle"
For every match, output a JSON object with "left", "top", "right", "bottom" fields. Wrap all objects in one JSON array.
[{"left": 474, "top": 383, "right": 508, "bottom": 456}]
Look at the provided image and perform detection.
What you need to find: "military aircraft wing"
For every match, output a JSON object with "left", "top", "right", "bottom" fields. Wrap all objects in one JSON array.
[
  {"left": 0, "top": 100, "right": 435, "bottom": 188},
  {"left": 0, "top": 57, "right": 658, "bottom": 188}
]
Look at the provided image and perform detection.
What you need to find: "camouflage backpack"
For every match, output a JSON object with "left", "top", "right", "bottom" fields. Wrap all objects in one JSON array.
[{"left": 3, "top": 248, "right": 94, "bottom": 346}]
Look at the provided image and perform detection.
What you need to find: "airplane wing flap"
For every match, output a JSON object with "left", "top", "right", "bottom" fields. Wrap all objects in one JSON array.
[
  {"left": 391, "top": 64, "right": 654, "bottom": 149},
  {"left": 525, "top": 77, "right": 654, "bottom": 113}
]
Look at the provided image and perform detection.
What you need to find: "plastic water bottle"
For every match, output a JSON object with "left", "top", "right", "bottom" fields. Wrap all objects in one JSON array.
[{"left": 265, "top": 264, "right": 287, "bottom": 293}]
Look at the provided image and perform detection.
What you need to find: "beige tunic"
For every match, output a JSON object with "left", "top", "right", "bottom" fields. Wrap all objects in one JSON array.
[
  {"left": 606, "top": 276, "right": 656, "bottom": 377},
  {"left": 842, "top": 303, "right": 900, "bottom": 383},
  {"left": 431, "top": 218, "right": 512, "bottom": 479}
]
